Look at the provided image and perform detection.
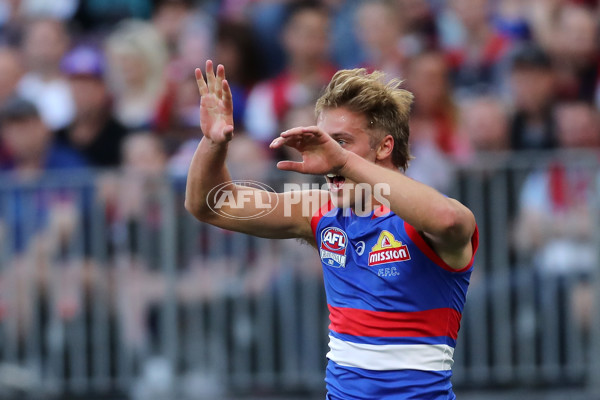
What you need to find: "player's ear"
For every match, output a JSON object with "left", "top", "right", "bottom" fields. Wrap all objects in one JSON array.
[{"left": 375, "top": 135, "right": 394, "bottom": 162}]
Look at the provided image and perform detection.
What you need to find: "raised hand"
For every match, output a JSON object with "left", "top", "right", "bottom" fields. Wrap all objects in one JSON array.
[
  {"left": 269, "top": 126, "right": 349, "bottom": 175},
  {"left": 195, "top": 60, "right": 234, "bottom": 144}
]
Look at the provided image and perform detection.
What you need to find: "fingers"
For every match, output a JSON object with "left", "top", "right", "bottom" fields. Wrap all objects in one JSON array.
[
  {"left": 276, "top": 160, "right": 305, "bottom": 173},
  {"left": 270, "top": 128, "right": 316, "bottom": 149},
  {"left": 195, "top": 68, "right": 208, "bottom": 96},
  {"left": 280, "top": 126, "right": 323, "bottom": 138},
  {"left": 198, "top": 60, "right": 227, "bottom": 100},
  {"left": 300, "top": 126, "right": 323, "bottom": 136},
  {"left": 222, "top": 79, "right": 233, "bottom": 113},
  {"left": 270, "top": 137, "right": 284, "bottom": 149},
  {"left": 216, "top": 64, "right": 226, "bottom": 100},
  {"left": 205, "top": 59, "right": 217, "bottom": 95},
  {"left": 270, "top": 136, "right": 300, "bottom": 149}
]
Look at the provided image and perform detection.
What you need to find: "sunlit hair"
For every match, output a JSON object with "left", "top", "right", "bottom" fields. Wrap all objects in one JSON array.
[
  {"left": 105, "top": 20, "right": 168, "bottom": 99},
  {"left": 315, "top": 68, "right": 414, "bottom": 170}
]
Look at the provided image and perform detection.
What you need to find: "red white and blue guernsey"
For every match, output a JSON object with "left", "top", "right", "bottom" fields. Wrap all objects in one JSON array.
[{"left": 311, "top": 202, "right": 479, "bottom": 400}]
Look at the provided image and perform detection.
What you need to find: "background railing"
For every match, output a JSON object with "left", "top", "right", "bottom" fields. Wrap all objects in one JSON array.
[{"left": 0, "top": 152, "right": 599, "bottom": 399}]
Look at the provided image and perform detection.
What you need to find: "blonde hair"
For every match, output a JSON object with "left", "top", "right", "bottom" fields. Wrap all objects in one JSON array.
[
  {"left": 105, "top": 20, "right": 168, "bottom": 98},
  {"left": 315, "top": 68, "right": 413, "bottom": 170}
]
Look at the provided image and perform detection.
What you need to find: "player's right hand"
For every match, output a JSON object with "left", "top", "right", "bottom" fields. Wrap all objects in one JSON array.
[{"left": 195, "top": 60, "right": 234, "bottom": 144}]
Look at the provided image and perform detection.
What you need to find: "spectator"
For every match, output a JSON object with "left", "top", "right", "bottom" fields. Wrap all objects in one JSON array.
[
  {"left": 155, "top": 18, "right": 260, "bottom": 142},
  {"left": 155, "top": 70, "right": 201, "bottom": 150},
  {"left": 508, "top": 42, "right": 558, "bottom": 150},
  {"left": 396, "top": 0, "right": 439, "bottom": 53},
  {"left": 445, "top": 0, "right": 512, "bottom": 96},
  {"left": 551, "top": 5, "right": 599, "bottom": 103},
  {"left": 327, "top": 0, "right": 364, "bottom": 69},
  {"left": 104, "top": 132, "right": 169, "bottom": 229},
  {"left": 459, "top": 96, "right": 509, "bottom": 154},
  {"left": 171, "top": 11, "right": 214, "bottom": 75},
  {"left": 0, "top": 99, "right": 88, "bottom": 257},
  {"left": 244, "top": 1, "right": 336, "bottom": 146},
  {"left": 0, "top": 97, "right": 86, "bottom": 174},
  {"left": 17, "top": 18, "right": 75, "bottom": 130},
  {"left": 153, "top": 10, "right": 215, "bottom": 147},
  {"left": 405, "top": 51, "right": 464, "bottom": 191},
  {"left": 494, "top": 0, "right": 532, "bottom": 41},
  {"left": 227, "top": 134, "right": 272, "bottom": 185},
  {"left": 105, "top": 20, "right": 168, "bottom": 130},
  {"left": 101, "top": 132, "right": 169, "bottom": 261},
  {"left": 0, "top": 46, "right": 23, "bottom": 106},
  {"left": 246, "top": 1, "right": 288, "bottom": 77},
  {"left": 56, "top": 45, "right": 129, "bottom": 168},
  {"left": 102, "top": 132, "right": 169, "bottom": 352},
  {"left": 514, "top": 102, "right": 600, "bottom": 332},
  {"left": 407, "top": 51, "right": 466, "bottom": 158},
  {"left": 213, "top": 19, "right": 262, "bottom": 127},
  {"left": 528, "top": 0, "right": 567, "bottom": 54},
  {"left": 354, "top": 0, "right": 407, "bottom": 80},
  {"left": 0, "top": 98, "right": 88, "bottom": 339},
  {"left": 152, "top": 0, "right": 194, "bottom": 57},
  {"left": 0, "top": 46, "right": 23, "bottom": 164}
]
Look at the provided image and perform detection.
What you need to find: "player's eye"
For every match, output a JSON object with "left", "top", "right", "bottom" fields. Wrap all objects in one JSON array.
[{"left": 336, "top": 139, "right": 347, "bottom": 146}]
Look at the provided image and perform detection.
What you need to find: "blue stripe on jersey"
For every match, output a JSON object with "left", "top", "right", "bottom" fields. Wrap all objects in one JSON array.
[
  {"left": 326, "top": 360, "right": 455, "bottom": 400},
  {"left": 329, "top": 330, "right": 457, "bottom": 347}
]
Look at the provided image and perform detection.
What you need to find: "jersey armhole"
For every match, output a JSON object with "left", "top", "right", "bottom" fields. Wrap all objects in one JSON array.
[
  {"left": 310, "top": 200, "right": 334, "bottom": 242},
  {"left": 404, "top": 221, "right": 479, "bottom": 273}
]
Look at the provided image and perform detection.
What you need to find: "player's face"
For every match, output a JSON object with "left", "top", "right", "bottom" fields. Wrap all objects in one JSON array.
[{"left": 317, "top": 107, "right": 379, "bottom": 210}]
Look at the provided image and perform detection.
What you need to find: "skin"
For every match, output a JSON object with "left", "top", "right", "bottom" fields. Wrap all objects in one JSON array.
[{"left": 185, "top": 61, "right": 476, "bottom": 269}]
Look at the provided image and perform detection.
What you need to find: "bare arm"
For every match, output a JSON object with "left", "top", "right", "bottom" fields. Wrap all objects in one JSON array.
[
  {"left": 271, "top": 126, "right": 476, "bottom": 269},
  {"left": 338, "top": 152, "right": 475, "bottom": 268},
  {"left": 184, "top": 61, "right": 326, "bottom": 242}
]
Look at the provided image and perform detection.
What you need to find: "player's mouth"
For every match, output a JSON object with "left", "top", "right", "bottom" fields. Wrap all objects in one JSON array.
[{"left": 326, "top": 173, "right": 346, "bottom": 192}]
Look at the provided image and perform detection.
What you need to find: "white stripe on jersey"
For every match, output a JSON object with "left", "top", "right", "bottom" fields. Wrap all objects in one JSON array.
[{"left": 326, "top": 335, "right": 455, "bottom": 371}]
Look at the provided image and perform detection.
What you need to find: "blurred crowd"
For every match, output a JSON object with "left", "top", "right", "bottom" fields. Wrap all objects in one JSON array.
[
  {"left": 1, "top": 0, "right": 600, "bottom": 380},
  {"left": 0, "top": 0, "right": 599, "bottom": 178}
]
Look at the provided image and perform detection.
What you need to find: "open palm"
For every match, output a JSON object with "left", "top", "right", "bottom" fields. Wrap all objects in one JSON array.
[{"left": 195, "top": 60, "right": 234, "bottom": 144}]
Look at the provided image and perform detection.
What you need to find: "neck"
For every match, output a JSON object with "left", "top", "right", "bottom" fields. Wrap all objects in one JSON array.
[{"left": 350, "top": 195, "right": 390, "bottom": 217}]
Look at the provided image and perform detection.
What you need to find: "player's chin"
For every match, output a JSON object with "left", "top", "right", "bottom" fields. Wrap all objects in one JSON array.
[{"left": 329, "top": 191, "right": 354, "bottom": 209}]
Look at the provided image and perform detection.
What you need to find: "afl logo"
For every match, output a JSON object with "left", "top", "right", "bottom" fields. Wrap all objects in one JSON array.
[
  {"left": 321, "top": 227, "right": 347, "bottom": 252},
  {"left": 320, "top": 227, "right": 348, "bottom": 268}
]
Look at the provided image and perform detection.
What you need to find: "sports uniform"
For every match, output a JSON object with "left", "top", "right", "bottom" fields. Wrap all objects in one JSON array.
[{"left": 312, "top": 202, "right": 479, "bottom": 400}]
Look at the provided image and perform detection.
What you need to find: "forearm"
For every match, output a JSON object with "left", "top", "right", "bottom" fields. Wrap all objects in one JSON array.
[
  {"left": 185, "top": 136, "right": 320, "bottom": 239},
  {"left": 184, "top": 137, "right": 232, "bottom": 220},
  {"left": 340, "top": 152, "right": 475, "bottom": 243}
]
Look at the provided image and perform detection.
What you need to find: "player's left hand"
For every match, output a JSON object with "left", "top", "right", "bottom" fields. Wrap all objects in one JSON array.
[{"left": 269, "top": 126, "right": 349, "bottom": 175}]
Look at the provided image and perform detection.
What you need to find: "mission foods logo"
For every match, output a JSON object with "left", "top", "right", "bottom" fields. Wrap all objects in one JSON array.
[
  {"left": 320, "top": 227, "right": 348, "bottom": 268},
  {"left": 368, "top": 231, "right": 410, "bottom": 266}
]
